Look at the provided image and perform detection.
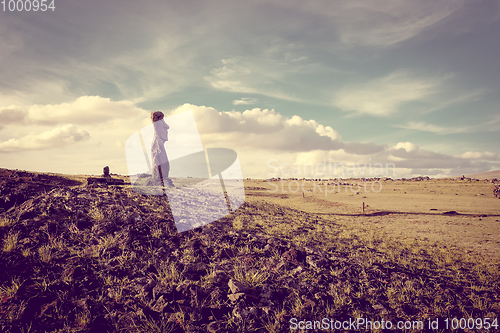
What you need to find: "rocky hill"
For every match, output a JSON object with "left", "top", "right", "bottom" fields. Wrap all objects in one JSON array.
[{"left": 0, "top": 169, "right": 498, "bottom": 332}]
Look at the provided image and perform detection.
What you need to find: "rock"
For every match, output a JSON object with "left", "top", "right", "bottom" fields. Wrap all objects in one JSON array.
[
  {"left": 306, "top": 255, "right": 323, "bottom": 269},
  {"left": 228, "top": 292, "right": 246, "bottom": 302},
  {"left": 232, "top": 302, "right": 244, "bottom": 320},
  {"left": 494, "top": 185, "right": 500, "bottom": 199},
  {"left": 282, "top": 249, "right": 298, "bottom": 264},
  {"left": 87, "top": 167, "right": 124, "bottom": 186},
  {"left": 19, "top": 237, "right": 31, "bottom": 245},
  {"left": 303, "top": 246, "right": 316, "bottom": 254},
  {"left": 290, "top": 266, "right": 303, "bottom": 276},
  {"left": 143, "top": 279, "right": 157, "bottom": 294},
  {"left": 372, "top": 303, "right": 388, "bottom": 315},
  {"left": 233, "top": 302, "right": 258, "bottom": 320},
  {"left": 228, "top": 279, "right": 248, "bottom": 293},
  {"left": 182, "top": 263, "right": 207, "bottom": 280},
  {"left": 150, "top": 295, "right": 168, "bottom": 313},
  {"left": 260, "top": 284, "right": 274, "bottom": 300},
  {"left": 207, "top": 321, "right": 223, "bottom": 333},
  {"left": 260, "top": 306, "right": 271, "bottom": 315}
]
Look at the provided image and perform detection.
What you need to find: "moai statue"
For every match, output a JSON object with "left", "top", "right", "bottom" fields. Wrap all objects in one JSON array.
[{"left": 103, "top": 166, "right": 110, "bottom": 178}]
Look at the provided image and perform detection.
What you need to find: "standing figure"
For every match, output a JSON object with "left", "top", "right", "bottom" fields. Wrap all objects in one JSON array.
[{"left": 151, "top": 111, "right": 171, "bottom": 187}]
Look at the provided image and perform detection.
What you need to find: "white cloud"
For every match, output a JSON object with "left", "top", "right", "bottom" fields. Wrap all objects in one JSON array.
[
  {"left": 281, "top": 140, "right": 497, "bottom": 178},
  {"left": 0, "top": 96, "right": 154, "bottom": 174},
  {"left": 1, "top": 100, "right": 497, "bottom": 178},
  {"left": 0, "top": 125, "right": 90, "bottom": 152},
  {"left": 459, "top": 151, "right": 498, "bottom": 160},
  {"left": 170, "top": 103, "right": 342, "bottom": 151},
  {"left": 384, "top": 142, "right": 496, "bottom": 172},
  {"left": 333, "top": 71, "right": 443, "bottom": 116},
  {"left": 233, "top": 98, "right": 257, "bottom": 105},
  {"left": 27, "top": 96, "right": 146, "bottom": 125},
  {"left": 393, "top": 142, "right": 420, "bottom": 152}
]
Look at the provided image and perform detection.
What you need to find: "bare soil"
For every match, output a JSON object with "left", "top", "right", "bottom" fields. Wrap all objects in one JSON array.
[{"left": 254, "top": 178, "right": 500, "bottom": 260}]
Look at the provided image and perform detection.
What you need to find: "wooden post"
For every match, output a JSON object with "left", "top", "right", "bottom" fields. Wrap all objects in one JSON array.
[
  {"left": 303, "top": 192, "right": 305, "bottom": 198},
  {"left": 362, "top": 202, "right": 365, "bottom": 213}
]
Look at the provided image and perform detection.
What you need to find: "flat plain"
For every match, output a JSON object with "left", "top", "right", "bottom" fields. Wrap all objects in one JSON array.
[{"left": 250, "top": 178, "right": 500, "bottom": 260}]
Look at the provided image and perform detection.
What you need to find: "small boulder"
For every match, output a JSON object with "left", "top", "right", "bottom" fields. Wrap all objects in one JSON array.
[
  {"left": 228, "top": 279, "right": 249, "bottom": 293},
  {"left": 228, "top": 292, "right": 246, "bottom": 302},
  {"left": 103, "top": 166, "right": 110, "bottom": 178}
]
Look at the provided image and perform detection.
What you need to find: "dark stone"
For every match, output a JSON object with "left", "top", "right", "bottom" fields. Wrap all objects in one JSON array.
[
  {"left": 103, "top": 166, "right": 110, "bottom": 177},
  {"left": 228, "top": 279, "right": 249, "bottom": 294}
]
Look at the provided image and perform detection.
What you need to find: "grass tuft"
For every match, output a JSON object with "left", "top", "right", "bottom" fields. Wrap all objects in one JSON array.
[{"left": 3, "top": 231, "right": 19, "bottom": 252}]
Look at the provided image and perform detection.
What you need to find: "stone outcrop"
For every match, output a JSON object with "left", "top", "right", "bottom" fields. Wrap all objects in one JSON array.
[
  {"left": 87, "top": 166, "right": 125, "bottom": 186},
  {"left": 102, "top": 166, "right": 110, "bottom": 178}
]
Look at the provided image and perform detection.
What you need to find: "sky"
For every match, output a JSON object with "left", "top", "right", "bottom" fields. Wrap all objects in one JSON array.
[{"left": 1, "top": 0, "right": 500, "bottom": 179}]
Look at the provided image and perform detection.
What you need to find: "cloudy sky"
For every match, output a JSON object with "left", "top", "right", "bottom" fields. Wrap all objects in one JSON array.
[{"left": 1, "top": 0, "right": 499, "bottom": 178}]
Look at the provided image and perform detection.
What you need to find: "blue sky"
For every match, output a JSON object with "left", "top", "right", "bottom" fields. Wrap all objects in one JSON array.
[{"left": 1, "top": 0, "right": 499, "bottom": 178}]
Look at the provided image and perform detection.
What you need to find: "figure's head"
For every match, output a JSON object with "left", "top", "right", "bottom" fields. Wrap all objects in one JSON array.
[{"left": 151, "top": 111, "right": 164, "bottom": 123}]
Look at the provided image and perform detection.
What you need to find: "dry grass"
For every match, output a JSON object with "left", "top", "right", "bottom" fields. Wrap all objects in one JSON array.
[
  {"left": 2, "top": 231, "right": 19, "bottom": 253},
  {"left": 0, "top": 172, "right": 499, "bottom": 332}
]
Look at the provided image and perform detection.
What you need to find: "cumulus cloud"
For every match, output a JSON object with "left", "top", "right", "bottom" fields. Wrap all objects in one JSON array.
[
  {"left": 393, "top": 142, "right": 420, "bottom": 152},
  {"left": 264, "top": 138, "right": 497, "bottom": 178},
  {"left": 388, "top": 142, "right": 449, "bottom": 163},
  {"left": 0, "top": 125, "right": 90, "bottom": 152},
  {"left": 0, "top": 95, "right": 148, "bottom": 132},
  {"left": 173, "top": 105, "right": 483, "bottom": 175},
  {"left": 1, "top": 99, "right": 496, "bottom": 178},
  {"left": 333, "top": 71, "right": 443, "bottom": 116},
  {"left": 27, "top": 96, "right": 146, "bottom": 125},
  {"left": 170, "top": 103, "right": 345, "bottom": 152},
  {"left": 384, "top": 142, "right": 496, "bottom": 171}
]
